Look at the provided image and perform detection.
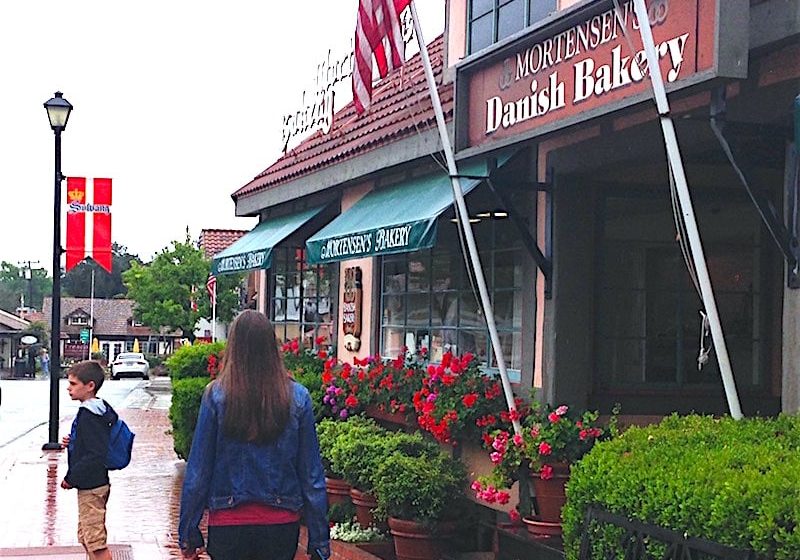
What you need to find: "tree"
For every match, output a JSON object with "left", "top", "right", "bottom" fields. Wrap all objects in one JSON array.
[
  {"left": 122, "top": 235, "right": 242, "bottom": 341},
  {"left": 0, "top": 262, "right": 52, "bottom": 312},
  {"left": 62, "top": 243, "right": 140, "bottom": 299}
]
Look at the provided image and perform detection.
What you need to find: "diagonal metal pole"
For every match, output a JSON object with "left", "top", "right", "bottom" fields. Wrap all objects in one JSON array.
[
  {"left": 631, "top": 0, "right": 743, "bottom": 418},
  {"left": 409, "top": 1, "right": 521, "bottom": 435}
]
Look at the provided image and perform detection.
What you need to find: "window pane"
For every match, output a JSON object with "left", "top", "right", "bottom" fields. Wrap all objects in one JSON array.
[
  {"left": 493, "top": 290, "right": 519, "bottom": 329},
  {"left": 471, "top": 0, "right": 494, "bottom": 18},
  {"left": 470, "top": 13, "right": 494, "bottom": 53},
  {"left": 383, "top": 294, "right": 406, "bottom": 325},
  {"left": 498, "top": 0, "right": 525, "bottom": 41},
  {"left": 529, "top": 0, "right": 556, "bottom": 25},
  {"left": 494, "top": 250, "right": 522, "bottom": 289},
  {"left": 286, "top": 298, "right": 301, "bottom": 321},
  {"left": 407, "top": 293, "right": 430, "bottom": 327},
  {"left": 408, "top": 257, "right": 430, "bottom": 292},
  {"left": 383, "top": 259, "right": 407, "bottom": 293}
]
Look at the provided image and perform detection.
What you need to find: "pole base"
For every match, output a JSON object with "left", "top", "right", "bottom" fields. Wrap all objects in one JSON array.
[{"left": 42, "top": 442, "right": 63, "bottom": 451}]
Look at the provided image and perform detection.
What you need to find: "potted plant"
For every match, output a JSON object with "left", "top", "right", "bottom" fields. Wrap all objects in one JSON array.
[
  {"left": 411, "top": 351, "right": 507, "bottom": 446},
  {"left": 332, "top": 428, "right": 438, "bottom": 528},
  {"left": 318, "top": 416, "right": 382, "bottom": 508},
  {"left": 373, "top": 450, "right": 467, "bottom": 560},
  {"left": 472, "top": 402, "right": 617, "bottom": 536},
  {"left": 330, "top": 519, "right": 392, "bottom": 558}
]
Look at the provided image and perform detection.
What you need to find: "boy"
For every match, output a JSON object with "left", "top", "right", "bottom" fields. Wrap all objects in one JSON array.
[{"left": 60, "top": 360, "right": 117, "bottom": 560}]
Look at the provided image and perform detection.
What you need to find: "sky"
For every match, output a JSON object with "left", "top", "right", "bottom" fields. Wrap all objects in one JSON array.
[{"left": 0, "top": 1, "right": 444, "bottom": 274}]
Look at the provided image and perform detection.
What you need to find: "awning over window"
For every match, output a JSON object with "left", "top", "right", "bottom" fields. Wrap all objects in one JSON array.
[
  {"left": 306, "top": 159, "right": 500, "bottom": 264},
  {"left": 211, "top": 206, "right": 325, "bottom": 275}
]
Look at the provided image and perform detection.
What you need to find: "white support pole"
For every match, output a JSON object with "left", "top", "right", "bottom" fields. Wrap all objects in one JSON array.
[
  {"left": 409, "top": 1, "right": 522, "bottom": 435},
  {"left": 631, "top": 0, "right": 743, "bottom": 419},
  {"left": 88, "top": 268, "right": 95, "bottom": 360},
  {"left": 211, "top": 283, "right": 217, "bottom": 343}
]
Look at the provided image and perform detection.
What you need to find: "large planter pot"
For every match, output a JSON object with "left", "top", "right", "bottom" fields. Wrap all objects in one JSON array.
[
  {"left": 325, "top": 476, "right": 352, "bottom": 508},
  {"left": 525, "top": 463, "right": 570, "bottom": 537},
  {"left": 387, "top": 517, "right": 456, "bottom": 560},
  {"left": 350, "top": 487, "right": 380, "bottom": 528}
]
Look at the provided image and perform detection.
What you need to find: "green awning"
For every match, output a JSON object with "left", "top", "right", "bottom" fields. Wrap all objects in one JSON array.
[
  {"left": 306, "top": 159, "right": 499, "bottom": 264},
  {"left": 212, "top": 206, "right": 325, "bottom": 275}
]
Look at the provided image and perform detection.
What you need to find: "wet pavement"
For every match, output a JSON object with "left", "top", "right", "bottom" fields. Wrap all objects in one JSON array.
[
  {"left": 0, "top": 378, "right": 194, "bottom": 559},
  {"left": 0, "top": 377, "right": 313, "bottom": 560}
]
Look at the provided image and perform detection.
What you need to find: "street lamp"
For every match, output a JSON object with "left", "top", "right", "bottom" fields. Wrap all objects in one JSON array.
[{"left": 42, "top": 91, "right": 72, "bottom": 451}]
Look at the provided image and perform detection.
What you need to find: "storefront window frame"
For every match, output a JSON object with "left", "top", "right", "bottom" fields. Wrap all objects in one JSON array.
[{"left": 467, "top": 0, "right": 558, "bottom": 54}]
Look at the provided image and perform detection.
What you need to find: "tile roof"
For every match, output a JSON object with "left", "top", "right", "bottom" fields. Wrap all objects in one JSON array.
[
  {"left": 199, "top": 229, "right": 249, "bottom": 258},
  {"left": 233, "top": 35, "right": 451, "bottom": 200},
  {"left": 42, "top": 297, "right": 181, "bottom": 338},
  {"left": 0, "top": 308, "right": 30, "bottom": 332}
]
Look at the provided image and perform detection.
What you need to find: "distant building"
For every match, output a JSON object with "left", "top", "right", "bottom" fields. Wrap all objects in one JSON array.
[
  {"left": 0, "top": 308, "right": 31, "bottom": 374},
  {"left": 42, "top": 297, "right": 182, "bottom": 363}
]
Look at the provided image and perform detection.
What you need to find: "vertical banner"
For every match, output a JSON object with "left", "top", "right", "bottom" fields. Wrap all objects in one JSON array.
[
  {"left": 66, "top": 177, "right": 87, "bottom": 272},
  {"left": 65, "top": 177, "right": 113, "bottom": 272},
  {"left": 92, "top": 178, "right": 113, "bottom": 272}
]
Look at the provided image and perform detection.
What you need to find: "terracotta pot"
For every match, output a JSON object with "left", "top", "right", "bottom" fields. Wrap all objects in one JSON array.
[
  {"left": 387, "top": 517, "right": 456, "bottom": 560},
  {"left": 325, "top": 476, "right": 352, "bottom": 508},
  {"left": 350, "top": 487, "right": 379, "bottom": 528},
  {"left": 526, "top": 463, "right": 570, "bottom": 536}
]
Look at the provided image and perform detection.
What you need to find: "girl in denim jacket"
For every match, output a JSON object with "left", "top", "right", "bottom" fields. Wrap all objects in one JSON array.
[{"left": 178, "top": 310, "right": 330, "bottom": 560}]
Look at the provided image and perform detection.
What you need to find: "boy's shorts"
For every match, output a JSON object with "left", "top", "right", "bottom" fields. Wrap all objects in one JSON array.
[{"left": 77, "top": 484, "right": 110, "bottom": 552}]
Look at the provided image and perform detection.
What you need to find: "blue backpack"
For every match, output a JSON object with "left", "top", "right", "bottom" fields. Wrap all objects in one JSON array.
[{"left": 106, "top": 414, "right": 135, "bottom": 470}]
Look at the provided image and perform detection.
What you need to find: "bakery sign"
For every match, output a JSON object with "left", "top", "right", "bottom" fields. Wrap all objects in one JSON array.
[{"left": 455, "top": 0, "right": 748, "bottom": 154}]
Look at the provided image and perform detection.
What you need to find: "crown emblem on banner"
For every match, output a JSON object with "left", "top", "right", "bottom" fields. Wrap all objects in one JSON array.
[{"left": 67, "top": 188, "right": 85, "bottom": 203}]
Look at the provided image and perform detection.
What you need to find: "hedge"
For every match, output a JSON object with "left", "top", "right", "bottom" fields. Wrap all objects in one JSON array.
[
  {"left": 562, "top": 414, "right": 800, "bottom": 560},
  {"left": 166, "top": 342, "right": 225, "bottom": 380},
  {"left": 169, "top": 376, "right": 212, "bottom": 459}
]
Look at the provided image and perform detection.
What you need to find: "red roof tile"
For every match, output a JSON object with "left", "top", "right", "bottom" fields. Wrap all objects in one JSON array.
[
  {"left": 233, "top": 36, "right": 451, "bottom": 200},
  {"left": 199, "top": 229, "right": 249, "bottom": 258}
]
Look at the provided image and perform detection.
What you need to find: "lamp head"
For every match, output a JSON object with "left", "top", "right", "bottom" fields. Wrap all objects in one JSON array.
[{"left": 44, "top": 91, "right": 73, "bottom": 131}]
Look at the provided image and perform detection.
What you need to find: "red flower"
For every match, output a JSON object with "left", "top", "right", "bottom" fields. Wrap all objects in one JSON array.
[
  {"left": 538, "top": 442, "right": 552, "bottom": 456},
  {"left": 548, "top": 412, "right": 560, "bottom": 424},
  {"left": 321, "top": 371, "right": 333, "bottom": 384},
  {"left": 540, "top": 464, "right": 554, "bottom": 480},
  {"left": 462, "top": 393, "right": 478, "bottom": 408},
  {"left": 345, "top": 394, "right": 359, "bottom": 408}
]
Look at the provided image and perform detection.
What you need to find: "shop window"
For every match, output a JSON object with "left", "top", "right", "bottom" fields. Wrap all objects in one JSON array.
[
  {"left": 468, "top": 0, "right": 557, "bottom": 54},
  {"left": 595, "top": 192, "right": 776, "bottom": 392},
  {"left": 380, "top": 211, "right": 525, "bottom": 375},
  {"left": 269, "top": 246, "right": 335, "bottom": 347}
]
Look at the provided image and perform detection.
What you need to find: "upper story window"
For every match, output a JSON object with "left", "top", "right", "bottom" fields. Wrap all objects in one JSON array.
[
  {"left": 468, "top": 0, "right": 557, "bottom": 54},
  {"left": 68, "top": 315, "right": 88, "bottom": 326}
]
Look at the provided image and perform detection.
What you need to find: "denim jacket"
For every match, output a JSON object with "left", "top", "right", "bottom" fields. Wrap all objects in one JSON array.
[{"left": 178, "top": 380, "right": 330, "bottom": 557}]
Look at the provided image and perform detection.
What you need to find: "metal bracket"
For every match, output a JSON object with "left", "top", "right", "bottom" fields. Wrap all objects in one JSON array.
[{"left": 710, "top": 87, "right": 800, "bottom": 288}]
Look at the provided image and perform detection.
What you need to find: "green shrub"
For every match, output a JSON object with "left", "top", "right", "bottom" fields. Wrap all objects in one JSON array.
[
  {"left": 166, "top": 342, "right": 225, "bottom": 380},
  {"left": 169, "top": 376, "right": 211, "bottom": 459},
  {"left": 289, "top": 357, "right": 324, "bottom": 420},
  {"left": 317, "top": 416, "right": 383, "bottom": 478},
  {"left": 563, "top": 414, "right": 800, "bottom": 560},
  {"left": 373, "top": 451, "right": 467, "bottom": 526}
]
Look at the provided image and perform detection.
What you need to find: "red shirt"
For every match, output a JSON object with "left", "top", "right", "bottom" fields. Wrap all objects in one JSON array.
[{"left": 208, "top": 502, "right": 301, "bottom": 526}]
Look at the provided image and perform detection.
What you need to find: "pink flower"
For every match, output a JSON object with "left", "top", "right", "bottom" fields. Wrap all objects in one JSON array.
[
  {"left": 548, "top": 412, "right": 560, "bottom": 424},
  {"left": 530, "top": 426, "right": 540, "bottom": 438},
  {"left": 512, "top": 434, "right": 523, "bottom": 447},
  {"left": 496, "top": 491, "right": 510, "bottom": 505},
  {"left": 471, "top": 480, "right": 483, "bottom": 492},
  {"left": 538, "top": 442, "right": 552, "bottom": 456},
  {"left": 555, "top": 405, "right": 569, "bottom": 416},
  {"left": 540, "top": 464, "right": 554, "bottom": 480},
  {"left": 490, "top": 451, "right": 503, "bottom": 464},
  {"left": 509, "top": 509, "right": 521, "bottom": 522}
]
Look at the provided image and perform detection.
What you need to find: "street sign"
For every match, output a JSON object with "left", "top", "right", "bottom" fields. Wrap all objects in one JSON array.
[{"left": 79, "top": 329, "right": 90, "bottom": 343}]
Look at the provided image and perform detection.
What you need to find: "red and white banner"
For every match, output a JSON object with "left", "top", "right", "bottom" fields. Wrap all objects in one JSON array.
[
  {"left": 352, "top": 0, "right": 411, "bottom": 114},
  {"left": 206, "top": 274, "right": 217, "bottom": 308},
  {"left": 65, "top": 177, "right": 112, "bottom": 272}
]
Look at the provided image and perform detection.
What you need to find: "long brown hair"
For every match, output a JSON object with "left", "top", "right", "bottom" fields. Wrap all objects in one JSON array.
[{"left": 217, "top": 310, "right": 291, "bottom": 444}]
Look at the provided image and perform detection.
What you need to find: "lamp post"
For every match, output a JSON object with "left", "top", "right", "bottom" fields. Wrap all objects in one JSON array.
[{"left": 42, "top": 91, "right": 72, "bottom": 451}]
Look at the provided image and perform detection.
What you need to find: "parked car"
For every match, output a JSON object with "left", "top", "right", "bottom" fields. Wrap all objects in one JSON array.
[{"left": 110, "top": 352, "right": 150, "bottom": 380}]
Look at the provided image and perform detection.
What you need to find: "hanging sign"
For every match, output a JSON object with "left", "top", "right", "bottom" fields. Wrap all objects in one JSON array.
[
  {"left": 455, "top": 0, "right": 748, "bottom": 155},
  {"left": 65, "top": 177, "right": 113, "bottom": 273},
  {"left": 342, "top": 266, "right": 363, "bottom": 352}
]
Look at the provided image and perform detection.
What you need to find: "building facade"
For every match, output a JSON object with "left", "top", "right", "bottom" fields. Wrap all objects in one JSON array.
[{"left": 219, "top": 0, "right": 799, "bottom": 418}]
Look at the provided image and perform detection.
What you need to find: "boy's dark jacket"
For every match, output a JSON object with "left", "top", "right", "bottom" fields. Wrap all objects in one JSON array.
[{"left": 65, "top": 399, "right": 118, "bottom": 489}]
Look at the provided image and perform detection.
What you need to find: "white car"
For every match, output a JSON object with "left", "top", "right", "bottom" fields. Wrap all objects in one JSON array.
[{"left": 111, "top": 352, "right": 150, "bottom": 380}]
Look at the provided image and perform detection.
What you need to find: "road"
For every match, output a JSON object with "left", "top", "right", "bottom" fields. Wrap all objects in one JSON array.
[{"left": 0, "top": 378, "right": 144, "bottom": 449}]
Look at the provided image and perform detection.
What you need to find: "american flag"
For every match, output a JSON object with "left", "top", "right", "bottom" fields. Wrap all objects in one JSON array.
[
  {"left": 352, "top": 0, "right": 411, "bottom": 114},
  {"left": 206, "top": 274, "right": 217, "bottom": 308}
]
